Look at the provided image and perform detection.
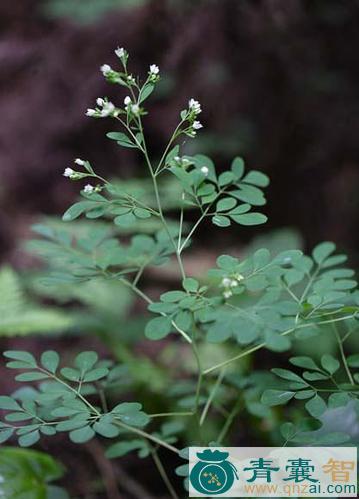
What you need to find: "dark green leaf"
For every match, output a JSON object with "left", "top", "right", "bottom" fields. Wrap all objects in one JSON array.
[
  {"left": 145, "top": 316, "right": 172, "bottom": 340},
  {"left": 4, "top": 351, "right": 37, "bottom": 367},
  {"left": 69, "top": 425, "right": 95, "bottom": 443},
  {"left": 75, "top": 351, "right": 98, "bottom": 372},
  {"left": 41, "top": 351, "right": 60, "bottom": 374},
  {"left": 261, "top": 390, "right": 295, "bottom": 406},
  {"left": 212, "top": 215, "right": 231, "bottom": 227},
  {"left": 305, "top": 395, "right": 327, "bottom": 418},
  {"left": 231, "top": 212, "right": 267, "bottom": 226}
]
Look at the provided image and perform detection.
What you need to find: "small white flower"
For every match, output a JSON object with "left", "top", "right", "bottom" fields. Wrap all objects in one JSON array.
[
  {"left": 223, "top": 290, "right": 233, "bottom": 299},
  {"left": 127, "top": 75, "right": 135, "bottom": 84},
  {"left": 131, "top": 104, "right": 140, "bottom": 115},
  {"left": 100, "top": 64, "right": 112, "bottom": 76},
  {"left": 174, "top": 156, "right": 181, "bottom": 162},
  {"left": 188, "top": 98, "right": 202, "bottom": 114},
  {"left": 83, "top": 184, "right": 94, "bottom": 194},
  {"left": 115, "top": 47, "right": 125, "bottom": 58},
  {"left": 63, "top": 167, "right": 74, "bottom": 178},
  {"left": 75, "top": 158, "right": 85, "bottom": 166},
  {"left": 96, "top": 97, "right": 105, "bottom": 106},
  {"left": 235, "top": 273, "right": 244, "bottom": 282},
  {"left": 200, "top": 166, "right": 209, "bottom": 176},
  {"left": 221, "top": 277, "right": 232, "bottom": 287},
  {"left": 149, "top": 64, "right": 160, "bottom": 75},
  {"left": 86, "top": 108, "right": 96, "bottom": 117},
  {"left": 100, "top": 101, "right": 115, "bottom": 117},
  {"left": 193, "top": 120, "right": 203, "bottom": 130},
  {"left": 230, "top": 280, "right": 239, "bottom": 287},
  {"left": 124, "top": 96, "right": 132, "bottom": 106}
]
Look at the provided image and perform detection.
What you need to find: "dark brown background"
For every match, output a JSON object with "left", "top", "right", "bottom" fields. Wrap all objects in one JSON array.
[{"left": 1, "top": 0, "right": 359, "bottom": 267}]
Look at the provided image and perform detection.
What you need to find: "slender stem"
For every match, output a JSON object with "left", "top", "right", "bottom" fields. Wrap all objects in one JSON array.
[
  {"left": 217, "top": 398, "right": 242, "bottom": 443},
  {"left": 149, "top": 411, "right": 193, "bottom": 418},
  {"left": 204, "top": 314, "right": 357, "bottom": 375},
  {"left": 151, "top": 171, "right": 186, "bottom": 280},
  {"left": 99, "top": 389, "right": 108, "bottom": 413},
  {"left": 119, "top": 277, "right": 153, "bottom": 305},
  {"left": 199, "top": 369, "right": 226, "bottom": 426},
  {"left": 192, "top": 341, "right": 203, "bottom": 414},
  {"left": 119, "top": 276, "right": 193, "bottom": 343},
  {"left": 332, "top": 322, "right": 355, "bottom": 385},
  {"left": 155, "top": 120, "right": 185, "bottom": 176},
  {"left": 37, "top": 367, "right": 101, "bottom": 416},
  {"left": 341, "top": 327, "right": 357, "bottom": 344},
  {"left": 114, "top": 420, "right": 179, "bottom": 454},
  {"left": 179, "top": 211, "right": 207, "bottom": 254},
  {"left": 151, "top": 449, "right": 180, "bottom": 499},
  {"left": 282, "top": 283, "right": 300, "bottom": 303},
  {"left": 177, "top": 192, "right": 185, "bottom": 251}
]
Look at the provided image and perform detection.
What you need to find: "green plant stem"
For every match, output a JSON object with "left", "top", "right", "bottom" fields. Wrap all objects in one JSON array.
[
  {"left": 192, "top": 342, "right": 203, "bottom": 414},
  {"left": 37, "top": 367, "right": 101, "bottom": 416},
  {"left": 203, "top": 314, "right": 357, "bottom": 375},
  {"left": 119, "top": 276, "right": 193, "bottom": 343},
  {"left": 151, "top": 170, "right": 186, "bottom": 280},
  {"left": 114, "top": 420, "right": 179, "bottom": 454},
  {"left": 151, "top": 449, "right": 180, "bottom": 499},
  {"left": 155, "top": 120, "right": 185, "bottom": 175},
  {"left": 149, "top": 411, "right": 193, "bottom": 418},
  {"left": 217, "top": 398, "right": 242, "bottom": 443},
  {"left": 177, "top": 192, "right": 185, "bottom": 251},
  {"left": 332, "top": 322, "right": 355, "bottom": 385},
  {"left": 199, "top": 369, "right": 226, "bottom": 426},
  {"left": 341, "top": 327, "right": 357, "bottom": 343}
]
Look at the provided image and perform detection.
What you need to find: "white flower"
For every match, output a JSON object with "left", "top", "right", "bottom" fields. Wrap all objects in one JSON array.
[
  {"left": 100, "top": 64, "right": 112, "bottom": 76},
  {"left": 193, "top": 120, "right": 203, "bottom": 130},
  {"left": 223, "top": 290, "right": 233, "bottom": 299},
  {"left": 174, "top": 156, "right": 181, "bottom": 162},
  {"left": 63, "top": 167, "right": 74, "bottom": 178},
  {"left": 221, "top": 277, "right": 232, "bottom": 287},
  {"left": 127, "top": 75, "right": 135, "bottom": 84},
  {"left": 96, "top": 97, "right": 105, "bottom": 106},
  {"left": 235, "top": 273, "right": 244, "bottom": 282},
  {"left": 131, "top": 104, "right": 140, "bottom": 115},
  {"left": 86, "top": 108, "right": 96, "bottom": 117},
  {"left": 97, "top": 100, "right": 115, "bottom": 117},
  {"left": 124, "top": 96, "right": 132, "bottom": 106},
  {"left": 200, "top": 166, "right": 209, "bottom": 176},
  {"left": 115, "top": 47, "right": 125, "bottom": 58},
  {"left": 230, "top": 280, "right": 239, "bottom": 287},
  {"left": 75, "top": 158, "right": 85, "bottom": 166},
  {"left": 188, "top": 98, "right": 202, "bottom": 114},
  {"left": 83, "top": 184, "right": 94, "bottom": 194},
  {"left": 149, "top": 64, "right": 159, "bottom": 75}
]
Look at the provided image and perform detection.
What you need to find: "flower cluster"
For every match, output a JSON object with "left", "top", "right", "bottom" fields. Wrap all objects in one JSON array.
[
  {"left": 63, "top": 159, "right": 88, "bottom": 180},
  {"left": 124, "top": 96, "right": 141, "bottom": 116},
  {"left": 184, "top": 98, "right": 203, "bottom": 137},
  {"left": 86, "top": 98, "right": 117, "bottom": 118},
  {"left": 220, "top": 274, "right": 244, "bottom": 299},
  {"left": 148, "top": 64, "right": 160, "bottom": 82},
  {"left": 114, "top": 47, "right": 128, "bottom": 65}
]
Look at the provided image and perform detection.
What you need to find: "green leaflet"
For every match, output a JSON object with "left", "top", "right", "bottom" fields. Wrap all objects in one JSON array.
[{"left": 0, "top": 447, "right": 69, "bottom": 499}]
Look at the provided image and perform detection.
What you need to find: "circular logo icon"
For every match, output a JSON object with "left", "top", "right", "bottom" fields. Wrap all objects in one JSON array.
[{"left": 190, "top": 449, "right": 238, "bottom": 495}]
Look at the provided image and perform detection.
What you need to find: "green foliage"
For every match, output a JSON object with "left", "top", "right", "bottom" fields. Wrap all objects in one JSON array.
[
  {"left": 3, "top": 48, "right": 358, "bottom": 497},
  {"left": 0, "top": 266, "right": 72, "bottom": 336},
  {"left": 0, "top": 350, "right": 150, "bottom": 448},
  {"left": 0, "top": 447, "right": 69, "bottom": 498}
]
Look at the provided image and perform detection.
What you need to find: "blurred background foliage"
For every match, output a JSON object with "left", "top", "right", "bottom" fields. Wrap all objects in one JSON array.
[{"left": 1, "top": 0, "right": 359, "bottom": 497}]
